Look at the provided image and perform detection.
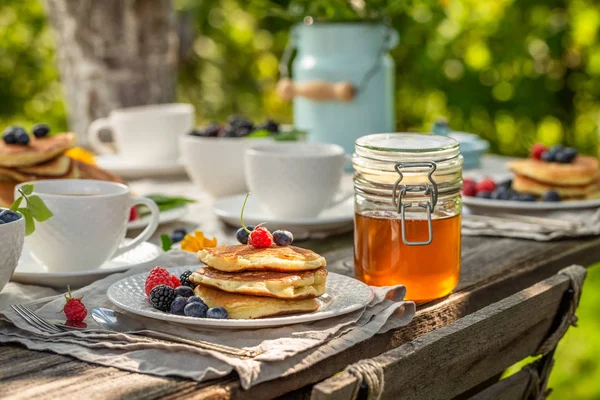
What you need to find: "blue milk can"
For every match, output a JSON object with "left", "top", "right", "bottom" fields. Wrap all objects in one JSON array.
[{"left": 277, "top": 22, "right": 399, "bottom": 154}]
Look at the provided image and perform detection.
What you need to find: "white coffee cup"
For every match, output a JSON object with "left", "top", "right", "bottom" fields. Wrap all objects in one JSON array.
[
  {"left": 245, "top": 143, "right": 346, "bottom": 218},
  {"left": 87, "top": 103, "right": 194, "bottom": 162},
  {"left": 15, "top": 180, "right": 160, "bottom": 273}
]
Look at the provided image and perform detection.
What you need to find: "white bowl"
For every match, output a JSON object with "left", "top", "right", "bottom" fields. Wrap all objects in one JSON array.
[
  {"left": 179, "top": 135, "right": 272, "bottom": 198},
  {"left": 0, "top": 209, "right": 25, "bottom": 292}
]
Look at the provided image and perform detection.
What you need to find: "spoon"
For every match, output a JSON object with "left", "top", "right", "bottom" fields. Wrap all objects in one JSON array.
[{"left": 91, "top": 307, "right": 260, "bottom": 358}]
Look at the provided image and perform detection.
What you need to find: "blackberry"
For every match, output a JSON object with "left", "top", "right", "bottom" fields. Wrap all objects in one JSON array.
[
  {"left": 32, "top": 123, "right": 50, "bottom": 138},
  {"left": 149, "top": 284, "right": 177, "bottom": 312},
  {"left": 189, "top": 123, "right": 222, "bottom": 137},
  {"left": 257, "top": 119, "right": 279, "bottom": 133},
  {"left": 227, "top": 115, "right": 254, "bottom": 131},
  {"left": 179, "top": 270, "right": 197, "bottom": 289}
]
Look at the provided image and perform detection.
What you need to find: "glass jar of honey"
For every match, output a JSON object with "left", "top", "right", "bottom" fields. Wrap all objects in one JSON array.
[{"left": 352, "top": 133, "right": 463, "bottom": 302}]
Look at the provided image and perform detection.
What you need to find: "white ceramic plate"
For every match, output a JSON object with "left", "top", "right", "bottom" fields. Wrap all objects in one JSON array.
[
  {"left": 107, "top": 267, "right": 373, "bottom": 329},
  {"left": 213, "top": 194, "right": 354, "bottom": 236},
  {"left": 11, "top": 240, "right": 162, "bottom": 288},
  {"left": 128, "top": 206, "right": 189, "bottom": 230},
  {"left": 96, "top": 155, "right": 186, "bottom": 179},
  {"left": 463, "top": 196, "right": 600, "bottom": 212}
]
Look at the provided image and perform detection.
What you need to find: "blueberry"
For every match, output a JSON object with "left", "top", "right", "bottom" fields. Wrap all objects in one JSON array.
[
  {"left": 16, "top": 132, "right": 30, "bottom": 145},
  {"left": 184, "top": 301, "right": 208, "bottom": 318},
  {"left": 174, "top": 285, "right": 194, "bottom": 298},
  {"left": 227, "top": 115, "right": 254, "bottom": 130},
  {"left": 171, "top": 231, "right": 186, "bottom": 244},
  {"left": 0, "top": 219, "right": 4, "bottom": 225},
  {"left": 540, "top": 151, "right": 555, "bottom": 162},
  {"left": 3, "top": 126, "right": 25, "bottom": 145},
  {"left": 257, "top": 119, "right": 279, "bottom": 133},
  {"left": 189, "top": 123, "right": 222, "bottom": 137},
  {"left": 32, "top": 123, "right": 50, "bottom": 138},
  {"left": 491, "top": 187, "right": 510, "bottom": 200},
  {"left": 0, "top": 210, "right": 21, "bottom": 223},
  {"left": 549, "top": 145, "right": 565, "bottom": 153},
  {"left": 542, "top": 190, "right": 561, "bottom": 202},
  {"left": 516, "top": 194, "right": 537, "bottom": 202},
  {"left": 272, "top": 230, "right": 293, "bottom": 246},
  {"left": 555, "top": 148, "right": 577, "bottom": 164},
  {"left": 173, "top": 228, "right": 187, "bottom": 236},
  {"left": 187, "top": 296, "right": 204, "bottom": 305},
  {"left": 496, "top": 179, "right": 512, "bottom": 190},
  {"left": 476, "top": 190, "right": 492, "bottom": 199},
  {"left": 206, "top": 307, "right": 228, "bottom": 319},
  {"left": 170, "top": 297, "right": 187, "bottom": 315},
  {"left": 236, "top": 225, "right": 255, "bottom": 244}
]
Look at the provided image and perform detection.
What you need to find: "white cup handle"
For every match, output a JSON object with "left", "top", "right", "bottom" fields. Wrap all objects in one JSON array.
[
  {"left": 87, "top": 118, "right": 115, "bottom": 154},
  {"left": 112, "top": 197, "right": 160, "bottom": 258}
]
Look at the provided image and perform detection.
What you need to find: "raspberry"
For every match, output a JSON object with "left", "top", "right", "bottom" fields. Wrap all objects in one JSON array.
[
  {"left": 248, "top": 226, "right": 273, "bottom": 248},
  {"left": 145, "top": 266, "right": 177, "bottom": 296},
  {"left": 63, "top": 286, "right": 87, "bottom": 322},
  {"left": 129, "top": 206, "right": 138, "bottom": 221},
  {"left": 476, "top": 178, "right": 496, "bottom": 193},
  {"left": 170, "top": 274, "right": 181, "bottom": 288},
  {"left": 530, "top": 143, "right": 547, "bottom": 160},
  {"left": 462, "top": 184, "right": 477, "bottom": 197}
]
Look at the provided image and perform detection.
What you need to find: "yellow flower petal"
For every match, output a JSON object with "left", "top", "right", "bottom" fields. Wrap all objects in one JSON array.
[{"left": 181, "top": 230, "right": 218, "bottom": 253}]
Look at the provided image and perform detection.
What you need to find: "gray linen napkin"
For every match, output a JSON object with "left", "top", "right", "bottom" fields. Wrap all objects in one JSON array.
[
  {"left": 462, "top": 208, "right": 600, "bottom": 241},
  {"left": 0, "top": 250, "right": 415, "bottom": 389}
]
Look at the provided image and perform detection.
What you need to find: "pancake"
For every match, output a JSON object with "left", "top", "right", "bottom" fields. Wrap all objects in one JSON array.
[
  {"left": 197, "top": 244, "right": 327, "bottom": 273},
  {"left": 508, "top": 156, "right": 598, "bottom": 186},
  {"left": 0, "top": 181, "right": 15, "bottom": 208},
  {"left": 0, "top": 133, "right": 77, "bottom": 167},
  {"left": 513, "top": 173, "right": 600, "bottom": 198},
  {"left": 190, "top": 267, "right": 327, "bottom": 299},
  {"left": 194, "top": 284, "right": 319, "bottom": 319},
  {"left": 0, "top": 156, "right": 79, "bottom": 182},
  {"left": 75, "top": 160, "right": 125, "bottom": 184}
]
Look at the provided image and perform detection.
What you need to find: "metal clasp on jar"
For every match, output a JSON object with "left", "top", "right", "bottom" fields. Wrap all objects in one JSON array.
[{"left": 392, "top": 162, "right": 439, "bottom": 246}]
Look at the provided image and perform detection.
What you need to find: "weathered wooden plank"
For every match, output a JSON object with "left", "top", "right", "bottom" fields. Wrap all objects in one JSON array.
[
  {"left": 311, "top": 266, "right": 585, "bottom": 400},
  {"left": 0, "top": 345, "right": 73, "bottom": 380},
  {"left": 467, "top": 368, "right": 532, "bottom": 400}
]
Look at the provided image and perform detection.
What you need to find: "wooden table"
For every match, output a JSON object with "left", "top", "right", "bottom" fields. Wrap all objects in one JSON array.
[{"left": 1, "top": 170, "right": 600, "bottom": 399}]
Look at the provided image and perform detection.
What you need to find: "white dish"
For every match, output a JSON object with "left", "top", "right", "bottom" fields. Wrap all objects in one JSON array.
[
  {"left": 95, "top": 155, "right": 186, "bottom": 179},
  {"left": 213, "top": 194, "right": 354, "bottom": 236},
  {"left": 128, "top": 206, "right": 189, "bottom": 230},
  {"left": 463, "top": 196, "right": 600, "bottom": 212},
  {"left": 107, "top": 267, "right": 373, "bottom": 329},
  {"left": 11, "top": 240, "right": 162, "bottom": 288}
]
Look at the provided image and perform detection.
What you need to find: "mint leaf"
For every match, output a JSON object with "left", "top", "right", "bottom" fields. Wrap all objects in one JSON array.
[
  {"left": 9, "top": 196, "right": 22, "bottom": 211},
  {"left": 273, "top": 129, "right": 308, "bottom": 142},
  {"left": 27, "top": 195, "right": 54, "bottom": 222},
  {"left": 160, "top": 234, "right": 173, "bottom": 251},
  {"left": 20, "top": 184, "right": 34, "bottom": 196},
  {"left": 246, "top": 129, "right": 271, "bottom": 138},
  {"left": 19, "top": 208, "right": 35, "bottom": 236}
]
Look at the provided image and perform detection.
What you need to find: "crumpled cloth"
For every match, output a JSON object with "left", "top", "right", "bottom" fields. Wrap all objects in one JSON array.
[
  {"left": 0, "top": 250, "right": 415, "bottom": 389},
  {"left": 462, "top": 208, "right": 600, "bottom": 241}
]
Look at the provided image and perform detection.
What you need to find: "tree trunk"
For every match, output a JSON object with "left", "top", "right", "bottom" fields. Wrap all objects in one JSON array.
[{"left": 45, "top": 0, "right": 178, "bottom": 144}]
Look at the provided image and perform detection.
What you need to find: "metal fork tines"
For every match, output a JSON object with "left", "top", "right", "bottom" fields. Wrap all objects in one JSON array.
[{"left": 10, "top": 304, "right": 261, "bottom": 359}]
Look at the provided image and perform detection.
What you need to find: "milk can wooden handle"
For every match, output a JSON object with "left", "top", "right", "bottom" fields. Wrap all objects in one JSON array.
[{"left": 276, "top": 78, "right": 355, "bottom": 102}]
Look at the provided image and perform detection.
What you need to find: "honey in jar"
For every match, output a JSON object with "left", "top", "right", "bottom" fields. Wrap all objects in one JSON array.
[{"left": 352, "top": 133, "right": 463, "bottom": 302}]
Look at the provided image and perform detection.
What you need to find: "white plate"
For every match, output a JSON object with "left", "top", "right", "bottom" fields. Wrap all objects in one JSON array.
[
  {"left": 128, "top": 206, "right": 189, "bottom": 230},
  {"left": 107, "top": 267, "right": 373, "bottom": 329},
  {"left": 11, "top": 240, "right": 162, "bottom": 288},
  {"left": 213, "top": 194, "right": 354, "bottom": 236},
  {"left": 463, "top": 196, "right": 600, "bottom": 212},
  {"left": 96, "top": 155, "right": 186, "bottom": 179}
]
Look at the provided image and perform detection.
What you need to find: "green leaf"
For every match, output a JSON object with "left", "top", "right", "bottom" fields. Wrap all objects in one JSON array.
[
  {"left": 27, "top": 195, "right": 53, "bottom": 222},
  {"left": 160, "top": 234, "right": 173, "bottom": 252},
  {"left": 273, "top": 129, "right": 308, "bottom": 142},
  {"left": 19, "top": 208, "right": 35, "bottom": 236},
  {"left": 146, "top": 194, "right": 195, "bottom": 206},
  {"left": 245, "top": 129, "right": 271, "bottom": 138},
  {"left": 9, "top": 196, "right": 22, "bottom": 211},
  {"left": 20, "top": 184, "right": 34, "bottom": 195}
]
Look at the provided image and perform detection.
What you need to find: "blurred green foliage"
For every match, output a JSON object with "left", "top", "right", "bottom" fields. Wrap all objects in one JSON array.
[{"left": 1, "top": 0, "right": 599, "bottom": 158}]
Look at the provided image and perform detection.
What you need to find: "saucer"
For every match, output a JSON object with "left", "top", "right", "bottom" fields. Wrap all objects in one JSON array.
[
  {"left": 128, "top": 206, "right": 189, "bottom": 230},
  {"left": 11, "top": 240, "right": 162, "bottom": 288},
  {"left": 95, "top": 155, "right": 186, "bottom": 179},
  {"left": 213, "top": 194, "right": 354, "bottom": 237}
]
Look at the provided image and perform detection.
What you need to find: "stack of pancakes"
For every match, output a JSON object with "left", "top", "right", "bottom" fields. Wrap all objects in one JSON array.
[
  {"left": 508, "top": 156, "right": 600, "bottom": 199},
  {"left": 190, "top": 245, "right": 328, "bottom": 319},
  {"left": 0, "top": 133, "right": 124, "bottom": 207}
]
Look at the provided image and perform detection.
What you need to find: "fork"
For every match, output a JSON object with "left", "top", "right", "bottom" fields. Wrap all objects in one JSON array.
[{"left": 10, "top": 304, "right": 261, "bottom": 358}]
